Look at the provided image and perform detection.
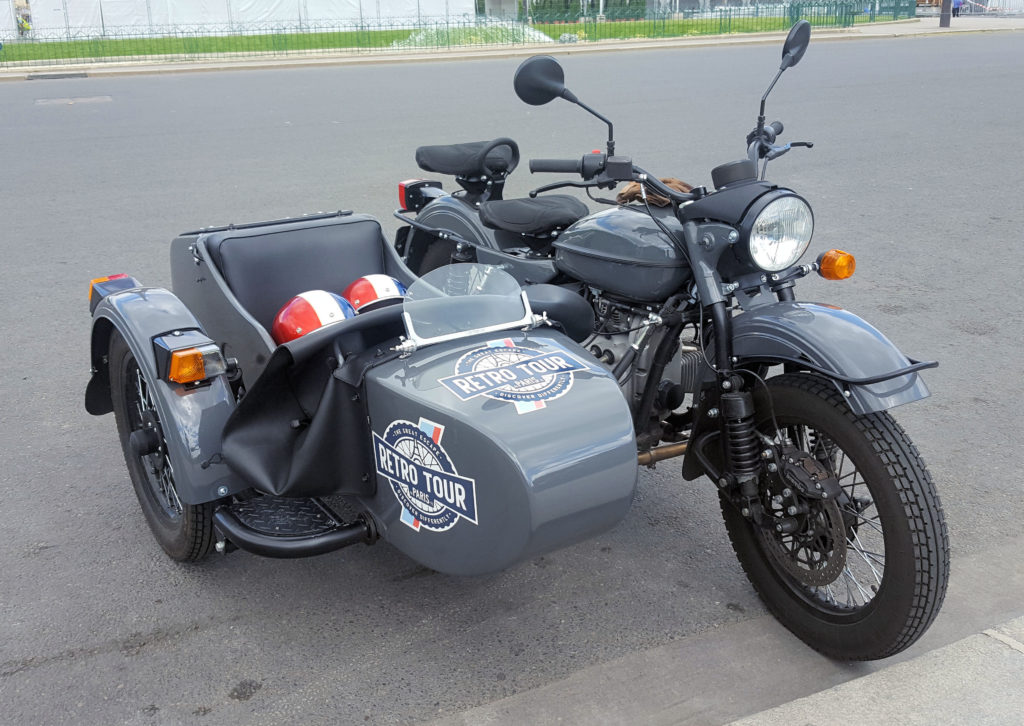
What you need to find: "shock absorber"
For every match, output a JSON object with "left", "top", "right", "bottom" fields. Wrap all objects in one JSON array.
[
  {"left": 721, "top": 388, "right": 761, "bottom": 500},
  {"left": 442, "top": 242, "right": 475, "bottom": 296}
]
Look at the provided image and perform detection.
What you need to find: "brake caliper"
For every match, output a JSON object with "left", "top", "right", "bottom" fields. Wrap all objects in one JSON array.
[{"left": 778, "top": 444, "right": 842, "bottom": 501}]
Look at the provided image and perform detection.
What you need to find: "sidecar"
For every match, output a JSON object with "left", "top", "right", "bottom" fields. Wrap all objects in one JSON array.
[{"left": 86, "top": 211, "right": 637, "bottom": 575}]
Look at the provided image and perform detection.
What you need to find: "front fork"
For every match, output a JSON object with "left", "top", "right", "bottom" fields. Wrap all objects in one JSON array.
[
  {"left": 702, "top": 294, "right": 838, "bottom": 533},
  {"left": 705, "top": 300, "right": 762, "bottom": 508}
]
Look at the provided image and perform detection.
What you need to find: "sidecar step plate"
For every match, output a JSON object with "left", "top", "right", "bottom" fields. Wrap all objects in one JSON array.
[
  {"left": 214, "top": 496, "right": 372, "bottom": 558},
  {"left": 228, "top": 496, "right": 343, "bottom": 537}
]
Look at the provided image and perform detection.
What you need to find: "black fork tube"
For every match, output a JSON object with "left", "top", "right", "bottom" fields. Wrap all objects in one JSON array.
[
  {"left": 708, "top": 301, "right": 734, "bottom": 375},
  {"left": 776, "top": 284, "right": 796, "bottom": 302}
]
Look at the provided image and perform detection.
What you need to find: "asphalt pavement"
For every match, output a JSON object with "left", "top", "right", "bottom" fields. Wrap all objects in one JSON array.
[{"left": 1, "top": 15, "right": 1023, "bottom": 726}]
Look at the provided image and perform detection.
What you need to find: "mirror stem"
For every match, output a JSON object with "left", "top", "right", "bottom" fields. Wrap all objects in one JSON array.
[
  {"left": 569, "top": 94, "right": 616, "bottom": 156},
  {"left": 757, "top": 67, "right": 785, "bottom": 139}
]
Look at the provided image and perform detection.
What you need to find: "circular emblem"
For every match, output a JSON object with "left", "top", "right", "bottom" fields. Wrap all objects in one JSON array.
[
  {"left": 378, "top": 421, "right": 462, "bottom": 532},
  {"left": 454, "top": 343, "right": 573, "bottom": 405}
]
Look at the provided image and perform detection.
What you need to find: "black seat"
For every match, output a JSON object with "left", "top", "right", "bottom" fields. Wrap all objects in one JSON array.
[
  {"left": 202, "top": 215, "right": 398, "bottom": 332},
  {"left": 415, "top": 138, "right": 519, "bottom": 178},
  {"left": 479, "top": 195, "right": 589, "bottom": 236}
]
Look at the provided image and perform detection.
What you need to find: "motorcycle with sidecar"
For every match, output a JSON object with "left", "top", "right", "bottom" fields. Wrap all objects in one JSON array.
[{"left": 86, "top": 22, "right": 948, "bottom": 662}]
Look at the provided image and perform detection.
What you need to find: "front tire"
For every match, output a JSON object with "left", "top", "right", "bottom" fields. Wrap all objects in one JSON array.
[
  {"left": 720, "top": 373, "right": 949, "bottom": 660},
  {"left": 109, "top": 331, "right": 214, "bottom": 562}
]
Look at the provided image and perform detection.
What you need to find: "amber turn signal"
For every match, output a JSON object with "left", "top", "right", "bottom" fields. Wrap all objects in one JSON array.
[
  {"left": 88, "top": 273, "right": 129, "bottom": 301},
  {"left": 168, "top": 348, "right": 206, "bottom": 384},
  {"left": 818, "top": 249, "right": 856, "bottom": 280},
  {"left": 167, "top": 344, "right": 226, "bottom": 384}
]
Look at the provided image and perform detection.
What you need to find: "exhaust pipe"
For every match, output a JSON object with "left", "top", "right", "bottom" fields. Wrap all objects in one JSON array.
[{"left": 637, "top": 442, "right": 688, "bottom": 467}]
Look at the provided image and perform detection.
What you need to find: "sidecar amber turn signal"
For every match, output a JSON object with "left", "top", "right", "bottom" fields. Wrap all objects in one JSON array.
[
  {"left": 88, "top": 273, "right": 141, "bottom": 313},
  {"left": 88, "top": 273, "right": 129, "bottom": 301},
  {"left": 818, "top": 249, "right": 856, "bottom": 280},
  {"left": 167, "top": 345, "right": 226, "bottom": 384}
]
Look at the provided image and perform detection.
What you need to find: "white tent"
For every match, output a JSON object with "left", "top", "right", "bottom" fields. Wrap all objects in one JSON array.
[
  {"left": 11, "top": 0, "right": 474, "bottom": 37},
  {"left": 2, "top": 0, "right": 16, "bottom": 37},
  {"left": 27, "top": 0, "right": 103, "bottom": 31}
]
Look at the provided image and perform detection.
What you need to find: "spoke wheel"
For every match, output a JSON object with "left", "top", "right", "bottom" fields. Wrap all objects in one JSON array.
[
  {"left": 720, "top": 373, "right": 949, "bottom": 660},
  {"left": 109, "top": 331, "right": 214, "bottom": 561}
]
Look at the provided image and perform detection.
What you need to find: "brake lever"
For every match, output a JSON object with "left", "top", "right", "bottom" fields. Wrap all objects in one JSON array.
[{"left": 765, "top": 139, "right": 816, "bottom": 162}]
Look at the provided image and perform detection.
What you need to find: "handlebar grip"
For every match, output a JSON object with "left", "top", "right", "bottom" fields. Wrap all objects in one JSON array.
[
  {"left": 530, "top": 158, "right": 584, "bottom": 174},
  {"left": 769, "top": 121, "right": 784, "bottom": 137}
]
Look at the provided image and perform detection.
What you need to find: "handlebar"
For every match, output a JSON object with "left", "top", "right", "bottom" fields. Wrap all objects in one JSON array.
[
  {"left": 528, "top": 152, "right": 697, "bottom": 204},
  {"left": 530, "top": 158, "right": 584, "bottom": 174}
]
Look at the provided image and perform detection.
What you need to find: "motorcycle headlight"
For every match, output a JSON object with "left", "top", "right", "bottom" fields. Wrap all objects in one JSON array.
[{"left": 747, "top": 196, "right": 813, "bottom": 272}]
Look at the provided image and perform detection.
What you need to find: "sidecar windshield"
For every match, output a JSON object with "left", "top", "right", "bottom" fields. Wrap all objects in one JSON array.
[{"left": 402, "top": 264, "right": 533, "bottom": 347}]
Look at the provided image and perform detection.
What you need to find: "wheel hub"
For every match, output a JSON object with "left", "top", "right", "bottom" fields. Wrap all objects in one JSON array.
[{"left": 130, "top": 366, "right": 181, "bottom": 517}]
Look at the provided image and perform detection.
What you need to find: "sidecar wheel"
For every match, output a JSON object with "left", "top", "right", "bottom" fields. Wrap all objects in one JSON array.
[
  {"left": 109, "top": 331, "right": 214, "bottom": 562},
  {"left": 719, "top": 373, "right": 949, "bottom": 661}
]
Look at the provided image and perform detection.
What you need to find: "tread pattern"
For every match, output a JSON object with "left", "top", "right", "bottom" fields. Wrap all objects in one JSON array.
[
  {"left": 109, "top": 331, "right": 215, "bottom": 563},
  {"left": 721, "top": 373, "right": 950, "bottom": 660}
]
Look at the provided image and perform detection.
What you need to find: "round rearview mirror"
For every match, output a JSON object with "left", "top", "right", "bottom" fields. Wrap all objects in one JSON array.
[
  {"left": 780, "top": 20, "right": 811, "bottom": 70},
  {"left": 513, "top": 55, "right": 566, "bottom": 106}
]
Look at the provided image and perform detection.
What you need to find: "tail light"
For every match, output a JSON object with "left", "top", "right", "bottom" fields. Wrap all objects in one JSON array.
[
  {"left": 89, "top": 274, "right": 141, "bottom": 312},
  {"left": 398, "top": 179, "right": 443, "bottom": 212}
]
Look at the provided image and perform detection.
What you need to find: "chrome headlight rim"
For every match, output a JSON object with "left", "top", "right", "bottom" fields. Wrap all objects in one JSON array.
[{"left": 740, "top": 192, "right": 814, "bottom": 273}]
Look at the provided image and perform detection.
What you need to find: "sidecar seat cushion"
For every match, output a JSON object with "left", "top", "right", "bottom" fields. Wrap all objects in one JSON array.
[
  {"left": 204, "top": 217, "right": 388, "bottom": 332},
  {"left": 479, "top": 195, "right": 589, "bottom": 236}
]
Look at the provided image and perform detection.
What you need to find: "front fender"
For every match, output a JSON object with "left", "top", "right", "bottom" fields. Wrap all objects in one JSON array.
[
  {"left": 87, "top": 287, "right": 242, "bottom": 505},
  {"left": 731, "top": 301, "right": 932, "bottom": 415},
  {"left": 680, "top": 301, "right": 934, "bottom": 482}
]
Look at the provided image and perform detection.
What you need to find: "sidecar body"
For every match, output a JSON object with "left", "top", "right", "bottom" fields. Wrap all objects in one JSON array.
[{"left": 86, "top": 212, "right": 637, "bottom": 575}]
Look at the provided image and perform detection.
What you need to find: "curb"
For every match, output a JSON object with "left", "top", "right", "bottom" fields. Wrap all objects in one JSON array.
[{"left": 727, "top": 615, "right": 1024, "bottom": 726}]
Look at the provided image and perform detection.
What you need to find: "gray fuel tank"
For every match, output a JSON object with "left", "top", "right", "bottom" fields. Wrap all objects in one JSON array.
[
  {"left": 361, "top": 330, "right": 637, "bottom": 576},
  {"left": 554, "top": 206, "right": 692, "bottom": 302}
]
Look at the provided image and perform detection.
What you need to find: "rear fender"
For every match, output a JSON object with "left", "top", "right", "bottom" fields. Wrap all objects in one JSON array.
[
  {"left": 87, "top": 287, "right": 243, "bottom": 505},
  {"left": 403, "top": 196, "right": 494, "bottom": 272},
  {"left": 407, "top": 198, "right": 559, "bottom": 284}
]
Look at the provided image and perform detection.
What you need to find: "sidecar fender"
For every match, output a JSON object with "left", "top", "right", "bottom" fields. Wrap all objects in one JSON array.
[
  {"left": 729, "top": 301, "right": 931, "bottom": 414},
  {"left": 87, "top": 287, "right": 242, "bottom": 505}
]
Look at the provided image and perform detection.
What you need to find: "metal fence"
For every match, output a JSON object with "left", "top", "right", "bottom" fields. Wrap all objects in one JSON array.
[{"left": 0, "top": 2, "right": 917, "bottom": 69}]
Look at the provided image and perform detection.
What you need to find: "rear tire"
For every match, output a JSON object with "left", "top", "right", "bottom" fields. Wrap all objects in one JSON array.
[
  {"left": 109, "top": 331, "right": 214, "bottom": 562},
  {"left": 418, "top": 240, "right": 457, "bottom": 274},
  {"left": 720, "top": 373, "right": 949, "bottom": 660}
]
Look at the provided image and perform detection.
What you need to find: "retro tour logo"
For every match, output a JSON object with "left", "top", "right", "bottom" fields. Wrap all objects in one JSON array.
[
  {"left": 439, "top": 338, "right": 586, "bottom": 414},
  {"left": 373, "top": 418, "right": 478, "bottom": 533}
]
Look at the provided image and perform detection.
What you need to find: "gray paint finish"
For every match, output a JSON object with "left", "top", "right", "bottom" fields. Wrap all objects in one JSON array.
[
  {"left": 3, "top": 33, "right": 1023, "bottom": 726},
  {"left": 731, "top": 301, "right": 930, "bottom": 413},
  {"left": 363, "top": 330, "right": 637, "bottom": 575},
  {"left": 90, "top": 287, "right": 243, "bottom": 503}
]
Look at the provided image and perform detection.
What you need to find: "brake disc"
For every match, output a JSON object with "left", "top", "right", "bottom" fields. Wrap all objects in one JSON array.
[{"left": 758, "top": 498, "right": 847, "bottom": 587}]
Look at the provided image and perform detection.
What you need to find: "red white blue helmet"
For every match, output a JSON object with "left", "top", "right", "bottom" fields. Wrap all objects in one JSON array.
[
  {"left": 343, "top": 275, "right": 408, "bottom": 313},
  {"left": 271, "top": 290, "right": 357, "bottom": 345}
]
